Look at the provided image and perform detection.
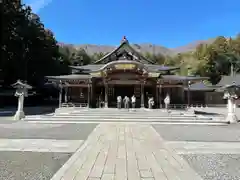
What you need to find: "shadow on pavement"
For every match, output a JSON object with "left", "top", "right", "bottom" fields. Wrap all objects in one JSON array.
[
  {"left": 194, "top": 110, "right": 224, "bottom": 116},
  {"left": 0, "top": 106, "right": 56, "bottom": 117}
]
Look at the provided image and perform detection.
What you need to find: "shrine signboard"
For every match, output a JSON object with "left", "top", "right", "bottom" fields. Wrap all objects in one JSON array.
[{"left": 114, "top": 64, "right": 136, "bottom": 70}]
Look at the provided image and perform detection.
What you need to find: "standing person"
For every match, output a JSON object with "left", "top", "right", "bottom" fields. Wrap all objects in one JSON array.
[
  {"left": 148, "top": 97, "right": 154, "bottom": 109},
  {"left": 117, "top": 96, "right": 122, "bottom": 109},
  {"left": 123, "top": 96, "right": 130, "bottom": 109},
  {"left": 148, "top": 97, "right": 151, "bottom": 109},
  {"left": 164, "top": 94, "right": 170, "bottom": 110},
  {"left": 151, "top": 97, "right": 154, "bottom": 108},
  {"left": 131, "top": 95, "right": 136, "bottom": 109}
]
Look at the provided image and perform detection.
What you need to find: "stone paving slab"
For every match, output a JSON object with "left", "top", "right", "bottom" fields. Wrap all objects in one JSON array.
[
  {"left": 166, "top": 141, "right": 240, "bottom": 154},
  {"left": 51, "top": 123, "right": 203, "bottom": 180},
  {"left": 0, "top": 122, "right": 97, "bottom": 140},
  {"left": 0, "top": 139, "right": 83, "bottom": 152},
  {"left": 182, "top": 154, "right": 240, "bottom": 180},
  {"left": 0, "top": 151, "right": 71, "bottom": 180},
  {"left": 153, "top": 124, "right": 240, "bottom": 142}
]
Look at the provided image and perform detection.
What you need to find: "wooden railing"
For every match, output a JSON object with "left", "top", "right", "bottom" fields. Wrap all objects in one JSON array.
[
  {"left": 61, "top": 103, "right": 88, "bottom": 108},
  {"left": 60, "top": 102, "right": 229, "bottom": 109}
]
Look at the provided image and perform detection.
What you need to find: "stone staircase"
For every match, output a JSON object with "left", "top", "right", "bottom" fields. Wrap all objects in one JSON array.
[{"left": 23, "top": 107, "right": 227, "bottom": 125}]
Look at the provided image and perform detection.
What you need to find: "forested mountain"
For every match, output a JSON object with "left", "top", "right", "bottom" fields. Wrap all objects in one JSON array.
[{"left": 60, "top": 39, "right": 214, "bottom": 57}]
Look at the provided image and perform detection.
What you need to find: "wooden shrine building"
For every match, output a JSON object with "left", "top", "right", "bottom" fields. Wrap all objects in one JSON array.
[{"left": 47, "top": 37, "right": 210, "bottom": 108}]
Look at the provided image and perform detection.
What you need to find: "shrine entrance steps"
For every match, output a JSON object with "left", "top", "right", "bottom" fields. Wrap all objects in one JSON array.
[{"left": 23, "top": 108, "right": 228, "bottom": 125}]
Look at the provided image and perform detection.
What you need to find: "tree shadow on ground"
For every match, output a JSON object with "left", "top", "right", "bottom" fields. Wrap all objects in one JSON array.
[
  {"left": 0, "top": 106, "right": 56, "bottom": 117},
  {"left": 194, "top": 110, "right": 224, "bottom": 116}
]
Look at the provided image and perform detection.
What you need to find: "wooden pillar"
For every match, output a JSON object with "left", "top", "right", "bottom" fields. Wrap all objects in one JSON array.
[
  {"left": 182, "top": 84, "right": 185, "bottom": 104},
  {"left": 104, "top": 82, "right": 108, "bottom": 108},
  {"left": 141, "top": 81, "right": 145, "bottom": 108},
  {"left": 64, "top": 86, "right": 68, "bottom": 103},
  {"left": 87, "top": 84, "right": 90, "bottom": 108},
  {"left": 159, "top": 84, "right": 162, "bottom": 108},
  {"left": 90, "top": 78, "right": 96, "bottom": 108},
  {"left": 59, "top": 82, "right": 62, "bottom": 108},
  {"left": 155, "top": 84, "right": 158, "bottom": 109},
  {"left": 187, "top": 81, "right": 190, "bottom": 107}
]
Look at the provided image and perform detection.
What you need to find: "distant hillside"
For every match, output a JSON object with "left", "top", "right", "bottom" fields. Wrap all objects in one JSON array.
[
  {"left": 171, "top": 39, "right": 216, "bottom": 53},
  {"left": 59, "top": 39, "right": 215, "bottom": 56}
]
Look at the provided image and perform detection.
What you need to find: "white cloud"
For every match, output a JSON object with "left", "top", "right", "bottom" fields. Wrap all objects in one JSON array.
[{"left": 27, "top": 0, "right": 53, "bottom": 13}]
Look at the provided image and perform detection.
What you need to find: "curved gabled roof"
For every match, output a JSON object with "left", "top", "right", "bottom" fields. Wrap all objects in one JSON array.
[{"left": 93, "top": 37, "right": 155, "bottom": 64}]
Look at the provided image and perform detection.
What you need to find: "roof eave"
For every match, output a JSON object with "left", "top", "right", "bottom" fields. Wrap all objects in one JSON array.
[
  {"left": 184, "top": 88, "right": 215, "bottom": 91},
  {"left": 158, "top": 67, "right": 180, "bottom": 71}
]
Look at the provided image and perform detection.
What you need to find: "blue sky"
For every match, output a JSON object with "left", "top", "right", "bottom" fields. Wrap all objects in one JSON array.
[{"left": 23, "top": 0, "right": 240, "bottom": 48}]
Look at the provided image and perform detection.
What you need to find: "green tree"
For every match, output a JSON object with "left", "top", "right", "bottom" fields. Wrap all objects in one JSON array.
[
  {"left": 153, "top": 53, "right": 166, "bottom": 64},
  {"left": 1, "top": 0, "right": 67, "bottom": 87},
  {"left": 92, "top": 52, "right": 106, "bottom": 61},
  {"left": 72, "top": 48, "right": 92, "bottom": 65}
]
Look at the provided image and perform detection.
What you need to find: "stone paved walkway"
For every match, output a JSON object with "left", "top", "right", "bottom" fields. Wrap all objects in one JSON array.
[{"left": 51, "top": 124, "right": 202, "bottom": 180}]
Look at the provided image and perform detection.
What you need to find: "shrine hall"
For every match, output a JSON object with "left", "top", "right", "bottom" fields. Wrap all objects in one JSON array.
[{"left": 47, "top": 37, "right": 212, "bottom": 108}]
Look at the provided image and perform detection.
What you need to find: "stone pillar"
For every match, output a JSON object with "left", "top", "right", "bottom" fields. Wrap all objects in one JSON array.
[
  {"left": 104, "top": 83, "right": 108, "bottom": 108},
  {"left": 141, "top": 82, "right": 144, "bottom": 108}
]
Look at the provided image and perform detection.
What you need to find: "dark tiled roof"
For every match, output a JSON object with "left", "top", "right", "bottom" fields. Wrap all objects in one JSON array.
[
  {"left": 46, "top": 74, "right": 91, "bottom": 80},
  {"left": 144, "top": 64, "right": 179, "bottom": 72},
  {"left": 184, "top": 82, "right": 215, "bottom": 91},
  {"left": 215, "top": 84, "right": 240, "bottom": 92},
  {"left": 217, "top": 74, "right": 240, "bottom": 86},
  {"left": 70, "top": 65, "right": 103, "bottom": 72},
  {"left": 161, "top": 75, "right": 209, "bottom": 81}
]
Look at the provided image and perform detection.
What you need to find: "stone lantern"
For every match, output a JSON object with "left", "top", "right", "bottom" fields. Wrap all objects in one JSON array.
[
  {"left": 12, "top": 80, "right": 32, "bottom": 120},
  {"left": 221, "top": 83, "right": 240, "bottom": 123}
]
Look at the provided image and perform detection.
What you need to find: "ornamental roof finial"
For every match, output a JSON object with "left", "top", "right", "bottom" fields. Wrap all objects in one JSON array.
[{"left": 121, "top": 36, "right": 128, "bottom": 43}]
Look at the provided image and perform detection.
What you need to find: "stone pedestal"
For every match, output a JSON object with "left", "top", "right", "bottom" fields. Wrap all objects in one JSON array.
[
  {"left": 226, "top": 113, "right": 238, "bottom": 123},
  {"left": 14, "top": 94, "right": 25, "bottom": 120},
  {"left": 165, "top": 103, "right": 168, "bottom": 110},
  {"left": 14, "top": 110, "right": 25, "bottom": 120},
  {"left": 226, "top": 99, "right": 238, "bottom": 123},
  {"left": 104, "top": 102, "right": 108, "bottom": 108}
]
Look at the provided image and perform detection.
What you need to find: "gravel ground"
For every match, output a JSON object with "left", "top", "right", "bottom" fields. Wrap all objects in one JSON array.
[
  {"left": 182, "top": 154, "right": 240, "bottom": 180},
  {"left": 153, "top": 124, "right": 240, "bottom": 142},
  {"left": 0, "top": 122, "right": 97, "bottom": 140},
  {"left": 0, "top": 151, "right": 72, "bottom": 180}
]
